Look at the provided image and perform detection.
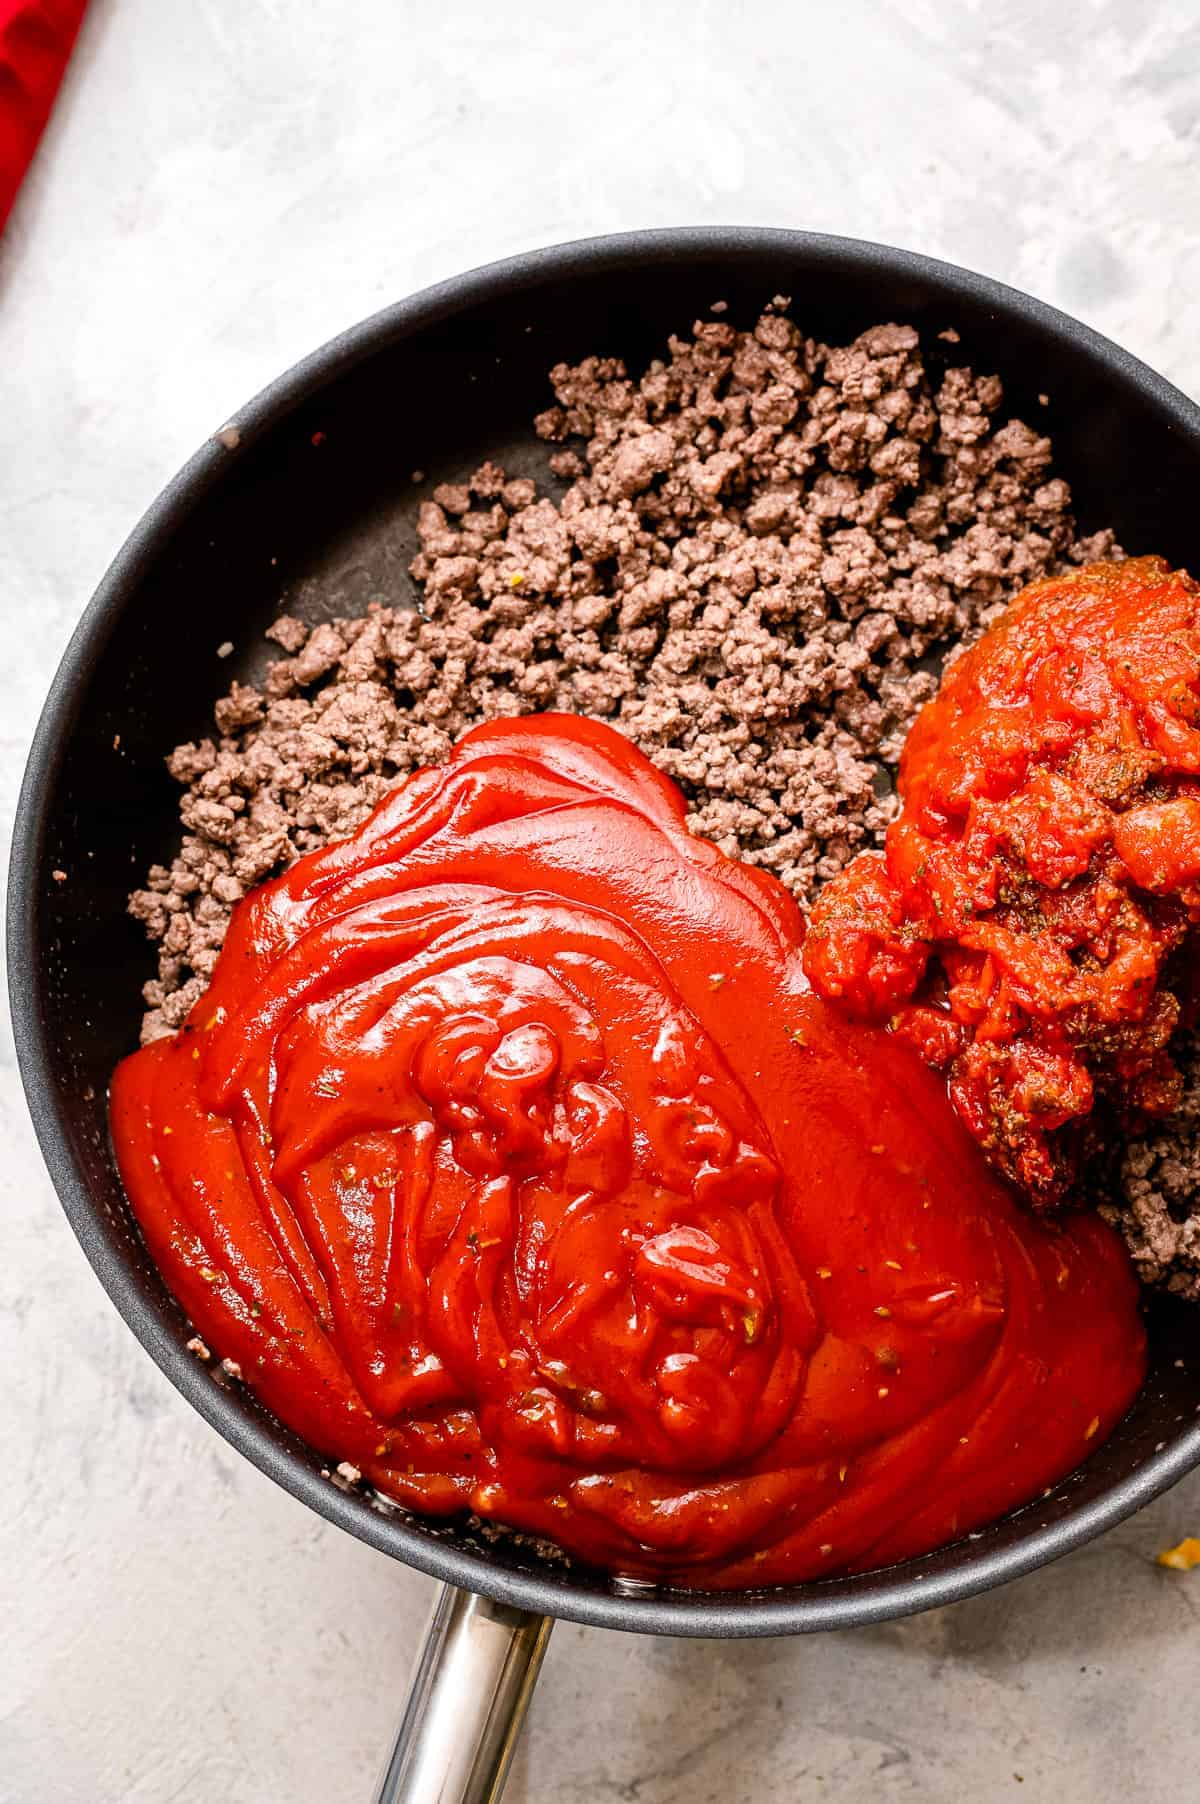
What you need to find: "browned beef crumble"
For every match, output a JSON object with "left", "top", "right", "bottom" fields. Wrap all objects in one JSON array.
[
  {"left": 1101, "top": 1023, "right": 1200, "bottom": 1298},
  {"left": 128, "top": 302, "right": 1200, "bottom": 1293}
]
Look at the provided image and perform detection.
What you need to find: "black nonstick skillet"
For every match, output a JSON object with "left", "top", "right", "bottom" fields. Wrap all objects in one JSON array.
[{"left": 12, "top": 228, "right": 1200, "bottom": 1802}]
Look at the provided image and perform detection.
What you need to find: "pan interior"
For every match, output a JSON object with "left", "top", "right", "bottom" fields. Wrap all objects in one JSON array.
[{"left": 15, "top": 232, "right": 1200, "bottom": 1636}]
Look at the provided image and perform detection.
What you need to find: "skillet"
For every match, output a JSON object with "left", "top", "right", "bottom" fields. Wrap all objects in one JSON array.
[{"left": 11, "top": 227, "right": 1200, "bottom": 1802}]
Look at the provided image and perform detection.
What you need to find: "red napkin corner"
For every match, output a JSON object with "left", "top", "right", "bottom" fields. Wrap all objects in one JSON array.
[{"left": 0, "top": 0, "right": 89, "bottom": 234}]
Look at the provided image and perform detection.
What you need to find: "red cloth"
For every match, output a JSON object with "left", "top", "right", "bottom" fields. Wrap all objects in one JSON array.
[{"left": 0, "top": 0, "right": 89, "bottom": 233}]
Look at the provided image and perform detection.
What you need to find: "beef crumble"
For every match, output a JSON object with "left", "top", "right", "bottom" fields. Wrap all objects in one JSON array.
[
  {"left": 1104, "top": 1024, "right": 1200, "bottom": 1298},
  {"left": 126, "top": 301, "right": 1200, "bottom": 1292}
]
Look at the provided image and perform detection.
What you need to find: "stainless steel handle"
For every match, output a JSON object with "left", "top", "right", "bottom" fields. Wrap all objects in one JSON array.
[{"left": 373, "top": 1584, "right": 554, "bottom": 1804}]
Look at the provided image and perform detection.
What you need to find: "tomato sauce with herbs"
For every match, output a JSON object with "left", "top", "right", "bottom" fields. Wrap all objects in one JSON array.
[
  {"left": 806, "top": 558, "right": 1200, "bottom": 1207},
  {"left": 111, "top": 715, "right": 1144, "bottom": 1585}
]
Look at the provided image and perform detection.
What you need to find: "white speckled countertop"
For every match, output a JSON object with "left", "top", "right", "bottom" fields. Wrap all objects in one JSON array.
[{"left": 4, "top": 3, "right": 1200, "bottom": 1799}]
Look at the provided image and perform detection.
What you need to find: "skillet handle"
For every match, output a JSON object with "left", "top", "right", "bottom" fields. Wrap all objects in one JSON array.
[{"left": 373, "top": 1583, "right": 553, "bottom": 1804}]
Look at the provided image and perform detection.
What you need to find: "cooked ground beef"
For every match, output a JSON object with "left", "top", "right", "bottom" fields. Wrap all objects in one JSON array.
[
  {"left": 1103, "top": 1023, "right": 1200, "bottom": 1298},
  {"left": 128, "top": 300, "right": 1200, "bottom": 1294}
]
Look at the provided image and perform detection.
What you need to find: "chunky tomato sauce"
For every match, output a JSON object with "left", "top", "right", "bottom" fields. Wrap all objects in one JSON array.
[
  {"left": 806, "top": 558, "right": 1200, "bottom": 1206},
  {"left": 111, "top": 716, "right": 1144, "bottom": 1585}
]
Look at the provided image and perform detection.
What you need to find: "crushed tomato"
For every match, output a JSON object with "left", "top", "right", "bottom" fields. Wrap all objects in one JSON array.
[{"left": 805, "top": 557, "right": 1200, "bottom": 1205}]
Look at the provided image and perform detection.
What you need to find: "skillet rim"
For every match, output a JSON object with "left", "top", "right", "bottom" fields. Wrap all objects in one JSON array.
[{"left": 11, "top": 224, "right": 1200, "bottom": 1638}]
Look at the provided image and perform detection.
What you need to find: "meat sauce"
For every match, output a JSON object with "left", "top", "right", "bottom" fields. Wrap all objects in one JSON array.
[{"left": 110, "top": 716, "right": 1144, "bottom": 1585}]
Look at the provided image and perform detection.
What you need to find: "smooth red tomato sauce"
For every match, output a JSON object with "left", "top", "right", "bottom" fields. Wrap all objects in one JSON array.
[
  {"left": 110, "top": 715, "right": 1145, "bottom": 1586},
  {"left": 805, "top": 558, "right": 1200, "bottom": 1206}
]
